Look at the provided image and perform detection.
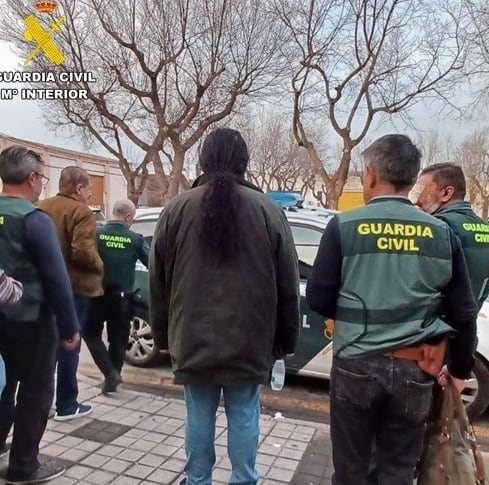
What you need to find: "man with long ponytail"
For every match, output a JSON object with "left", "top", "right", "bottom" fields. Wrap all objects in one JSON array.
[{"left": 149, "top": 128, "right": 300, "bottom": 485}]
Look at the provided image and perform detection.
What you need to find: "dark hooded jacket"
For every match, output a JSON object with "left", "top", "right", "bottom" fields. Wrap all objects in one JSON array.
[{"left": 149, "top": 179, "right": 300, "bottom": 385}]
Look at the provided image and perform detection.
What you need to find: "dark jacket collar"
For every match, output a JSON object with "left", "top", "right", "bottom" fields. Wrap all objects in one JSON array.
[
  {"left": 368, "top": 196, "right": 413, "bottom": 206},
  {"left": 433, "top": 201, "right": 473, "bottom": 216},
  {"left": 191, "top": 174, "right": 263, "bottom": 193},
  {"left": 105, "top": 220, "right": 127, "bottom": 227}
]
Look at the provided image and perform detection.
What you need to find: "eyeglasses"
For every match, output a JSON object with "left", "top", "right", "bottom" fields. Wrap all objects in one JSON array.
[{"left": 34, "top": 172, "right": 50, "bottom": 186}]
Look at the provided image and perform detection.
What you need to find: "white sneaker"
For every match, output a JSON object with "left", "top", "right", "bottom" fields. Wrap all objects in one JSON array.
[{"left": 53, "top": 403, "right": 92, "bottom": 421}]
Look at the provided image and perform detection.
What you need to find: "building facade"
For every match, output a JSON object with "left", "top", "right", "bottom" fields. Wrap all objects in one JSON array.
[{"left": 0, "top": 133, "right": 127, "bottom": 216}]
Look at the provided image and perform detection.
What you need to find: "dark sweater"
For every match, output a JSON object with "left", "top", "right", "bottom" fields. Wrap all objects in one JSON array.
[{"left": 23, "top": 210, "right": 80, "bottom": 339}]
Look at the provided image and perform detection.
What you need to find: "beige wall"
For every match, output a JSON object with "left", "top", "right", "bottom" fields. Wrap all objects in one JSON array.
[{"left": 0, "top": 134, "right": 127, "bottom": 216}]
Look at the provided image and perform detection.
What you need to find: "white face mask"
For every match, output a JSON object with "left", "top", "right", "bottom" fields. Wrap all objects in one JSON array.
[
  {"left": 410, "top": 183, "right": 425, "bottom": 205},
  {"left": 413, "top": 181, "right": 444, "bottom": 214}
]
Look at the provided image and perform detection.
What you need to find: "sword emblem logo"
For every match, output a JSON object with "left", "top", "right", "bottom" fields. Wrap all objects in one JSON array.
[{"left": 23, "top": 1, "right": 65, "bottom": 66}]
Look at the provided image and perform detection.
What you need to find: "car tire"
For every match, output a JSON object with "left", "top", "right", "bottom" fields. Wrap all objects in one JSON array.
[
  {"left": 463, "top": 353, "right": 489, "bottom": 420},
  {"left": 125, "top": 306, "right": 161, "bottom": 367}
]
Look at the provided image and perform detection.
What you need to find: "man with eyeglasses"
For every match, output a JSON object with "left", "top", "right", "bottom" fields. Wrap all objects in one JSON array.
[
  {"left": 0, "top": 146, "right": 81, "bottom": 484},
  {"left": 417, "top": 163, "right": 489, "bottom": 310},
  {"left": 34, "top": 171, "right": 49, "bottom": 186}
]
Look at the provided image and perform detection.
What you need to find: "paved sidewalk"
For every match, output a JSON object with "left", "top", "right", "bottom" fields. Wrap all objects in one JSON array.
[{"left": 0, "top": 375, "right": 333, "bottom": 484}]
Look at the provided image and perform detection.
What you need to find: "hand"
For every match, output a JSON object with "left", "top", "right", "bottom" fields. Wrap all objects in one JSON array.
[
  {"left": 62, "top": 332, "right": 80, "bottom": 351},
  {"left": 437, "top": 364, "right": 466, "bottom": 393}
]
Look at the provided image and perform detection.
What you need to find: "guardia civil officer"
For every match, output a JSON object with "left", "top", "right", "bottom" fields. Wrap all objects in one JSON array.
[
  {"left": 306, "top": 134, "right": 477, "bottom": 485},
  {"left": 84, "top": 199, "right": 149, "bottom": 394},
  {"left": 417, "top": 163, "right": 489, "bottom": 309},
  {"left": 0, "top": 146, "right": 80, "bottom": 484}
]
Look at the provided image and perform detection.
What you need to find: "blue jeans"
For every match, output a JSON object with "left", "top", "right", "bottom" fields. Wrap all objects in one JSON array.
[
  {"left": 330, "top": 355, "right": 434, "bottom": 485},
  {"left": 0, "top": 352, "right": 5, "bottom": 396},
  {"left": 55, "top": 295, "right": 90, "bottom": 413},
  {"left": 183, "top": 384, "right": 260, "bottom": 485}
]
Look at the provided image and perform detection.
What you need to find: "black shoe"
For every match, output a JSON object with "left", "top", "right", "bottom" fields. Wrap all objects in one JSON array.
[
  {"left": 6, "top": 462, "right": 65, "bottom": 484},
  {"left": 102, "top": 373, "right": 122, "bottom": 395}
]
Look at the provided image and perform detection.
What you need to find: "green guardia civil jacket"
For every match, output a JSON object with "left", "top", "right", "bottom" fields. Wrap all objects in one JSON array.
[
  {"left": 0, "top": 197, "right": 43, "bottom": 321},
  {"left": 434, "top": 201, "right": 489, "bottom": 309},
  {"left": 334, "top": 199, "right": 454, "bottom": 357},
  {"left": 96, "top": 221, "right": 149, "bottom": 293}
]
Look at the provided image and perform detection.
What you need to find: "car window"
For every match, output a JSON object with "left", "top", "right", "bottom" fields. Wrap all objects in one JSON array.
[
  {"left": 132, "top": 220, "right": 158, "bottom": 238},
  {"left": 289, "top": 224, "right": 323, "bottom": 266},
  {"left": 132, "top": 218, "right": 325, "bottom": 273}
]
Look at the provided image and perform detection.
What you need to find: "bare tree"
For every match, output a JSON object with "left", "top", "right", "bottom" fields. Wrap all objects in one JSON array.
[
  {"left": 415, "top": 130, "right": 454, "bottom": 168},
  {"left": 1, "top": 0, "right": 286, "bottom": 203},
  {"left": 274, "top": 0, "right": 468, "bottom": 208},
  {"left": 234, "top": 111, "right": 322, "bottom": 206},
  {"left": 453, "top": 128, "right": 489, "bottom": 218},
  {"left": 241, "top": 115, "right": 312, "bottom": 192},
  {"left": 465, "top": 0, "right": 489, "bottom": 102}
]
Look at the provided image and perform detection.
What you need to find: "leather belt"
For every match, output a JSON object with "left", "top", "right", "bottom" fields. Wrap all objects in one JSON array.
[
  {"left": 384, "top": 346, "right": 424, "bottom": 362},
  {"left": 384, "top": 337, "right": 448, "bottom": 377}
]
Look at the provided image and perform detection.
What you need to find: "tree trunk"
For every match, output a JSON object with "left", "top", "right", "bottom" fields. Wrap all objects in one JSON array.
[
  {"left": 127, "top": 187, "right": 141, "bottom": 206},
  {"left": 330, "top": 146, "right": 352, "bottom": 209},
  {"left": 327, "top": 194, "right": 339, "bottom": 210},
  {"left": 120, "top": 160, "right": 148, "bottom": 207},
  {"left": 483, "top": 198, "right": 489, "bottom": 221},
  {"left": 165, "top": 143, "right": 185, "bottom": 201},
  {"left": 304, "top": 138, "right": 352, "bottom": 210},
  {"left": 468, "top": 181, "right": 477, "bottom": 205}
]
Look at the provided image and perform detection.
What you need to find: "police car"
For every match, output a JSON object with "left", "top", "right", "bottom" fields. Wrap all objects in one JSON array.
[{"left": 126, "top": 209, "right": 489, "bottom": 419}]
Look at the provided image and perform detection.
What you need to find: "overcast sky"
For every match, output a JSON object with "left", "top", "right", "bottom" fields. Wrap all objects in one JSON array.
[{"left": 0, "top": 40, "right": 486, "bottom": 161}]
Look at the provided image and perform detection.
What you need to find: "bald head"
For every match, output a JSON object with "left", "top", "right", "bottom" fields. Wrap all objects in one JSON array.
[{"left": 112, "top": 199, "right": 136, "bottom": 226}]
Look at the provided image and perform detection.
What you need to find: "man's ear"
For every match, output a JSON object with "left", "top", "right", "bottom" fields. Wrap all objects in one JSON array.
[
  {"left": 26, "top": 172, "right": 36, "bottom": 188},
  {"left": 366, "top": 164, "right": 377, "bottom": 189},
  {"left": 441, "top": 185, "right": 455, "bottom": 203}
]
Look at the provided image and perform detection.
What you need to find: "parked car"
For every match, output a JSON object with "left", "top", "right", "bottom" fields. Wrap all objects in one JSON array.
[
  {"left": 134, "top": 207, "right": 165, "bottom": 221},
  {"left": 90, "top": 207, "right": 106, "bottom": 226},
  {"left": 126, "top": 211, "right": 489, "bottom": 419}
]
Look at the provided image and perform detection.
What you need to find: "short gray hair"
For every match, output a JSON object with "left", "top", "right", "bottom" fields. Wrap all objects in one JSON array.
[
  {"left": 0, "top": 146, "right": 43, "bottom": 185},
  {"left": 362, "top": 134, "right": 421, "bottom": 190},
  {"left": 112, "top": 199, "right": 136, "bottom": 217}
]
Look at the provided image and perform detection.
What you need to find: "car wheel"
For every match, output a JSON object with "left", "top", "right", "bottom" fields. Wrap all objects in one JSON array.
[
  {"left": 462, "top": 354, "right": 489, "bottom": 420},
  {"left": 125, "top": 306, "right": 160, "bottom": 367}
]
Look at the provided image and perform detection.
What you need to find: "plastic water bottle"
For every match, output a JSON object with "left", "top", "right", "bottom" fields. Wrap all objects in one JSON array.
[{"left": 271, "top": 359, "right": 285, "bottom": 391}]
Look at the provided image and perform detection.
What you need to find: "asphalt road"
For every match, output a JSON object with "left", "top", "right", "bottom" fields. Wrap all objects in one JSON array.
[{"left": 78, "top": 342, "right": 489, "bottom": 449}]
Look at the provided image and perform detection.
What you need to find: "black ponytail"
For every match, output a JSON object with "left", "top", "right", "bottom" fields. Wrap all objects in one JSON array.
[{"left": 198, "top": 128, "right": 249, "bottom": 260}]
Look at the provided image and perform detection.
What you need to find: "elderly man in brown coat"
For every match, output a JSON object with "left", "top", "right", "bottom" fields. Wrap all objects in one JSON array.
[{"left": 39, "top": 166, "right": 103, "bottom": 420}]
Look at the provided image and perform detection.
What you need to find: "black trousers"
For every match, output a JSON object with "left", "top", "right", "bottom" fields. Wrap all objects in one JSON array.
[
  {"left": 330, "top": 354, "right": 434, "bottom": 485},
  {"left": 84, "top": 291, "right": 132, "bottom": 379},
  {"left": 0, "top": 313, "right": 58, "bottom": 479}
]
